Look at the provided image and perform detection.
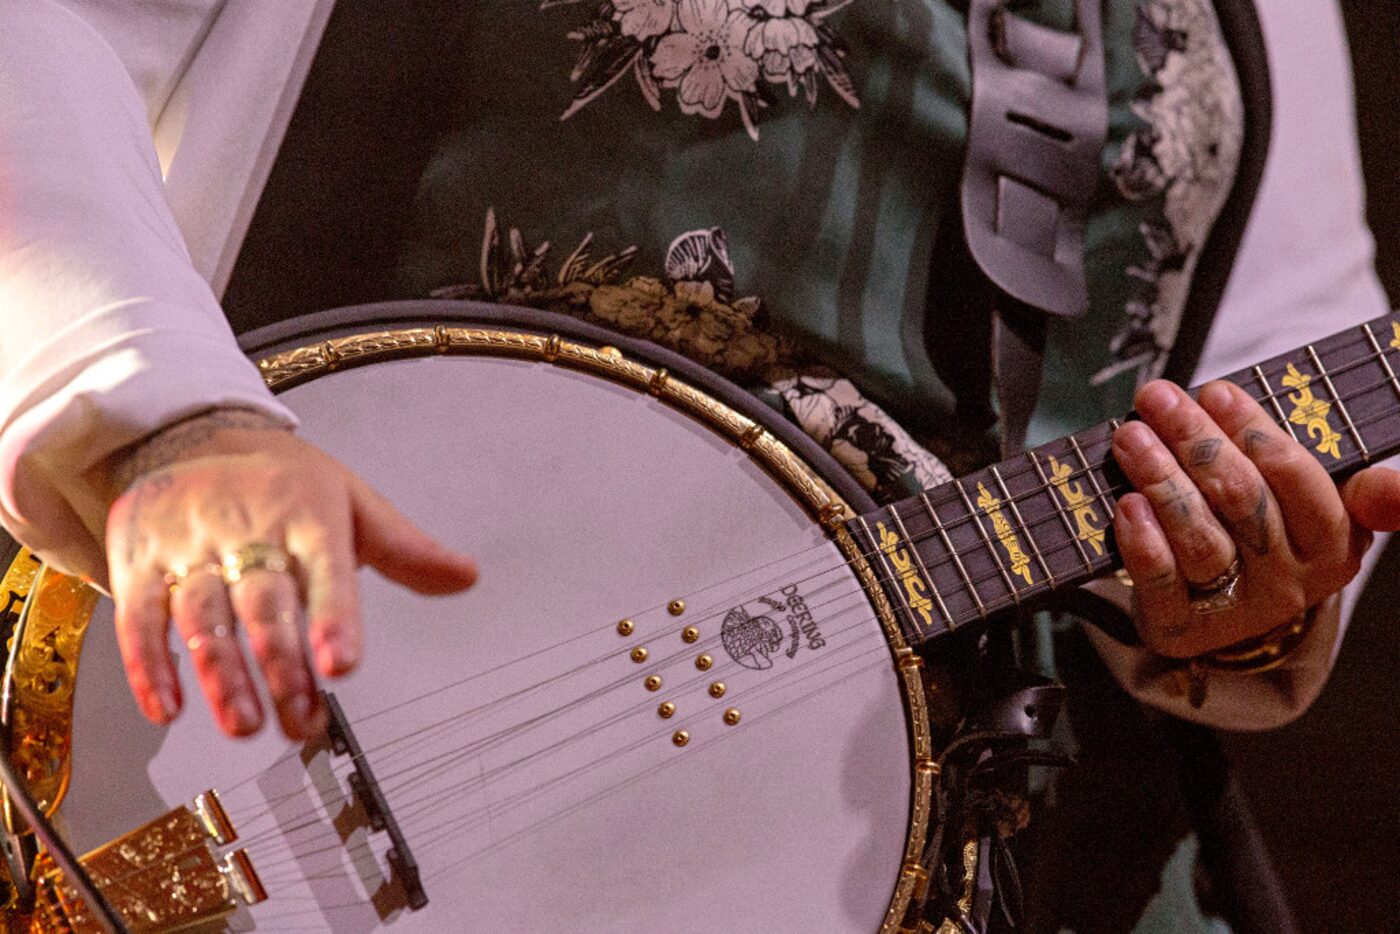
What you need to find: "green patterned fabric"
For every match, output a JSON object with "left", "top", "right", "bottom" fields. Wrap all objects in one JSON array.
[{"left": 398, "top": 1, "right": 1241, "bottom": 480}]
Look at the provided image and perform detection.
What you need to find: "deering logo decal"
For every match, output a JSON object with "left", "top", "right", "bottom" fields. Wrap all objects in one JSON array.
[{"left": 720, "top": 583, "right": 825, "bottom": 671}]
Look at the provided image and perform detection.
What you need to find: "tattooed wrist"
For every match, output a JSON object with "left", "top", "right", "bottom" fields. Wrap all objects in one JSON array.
[{"left": 107, "top": 407, "right": 290, "bottom": 496}]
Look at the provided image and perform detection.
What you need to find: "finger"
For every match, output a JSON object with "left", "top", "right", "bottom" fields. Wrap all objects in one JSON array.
[
  {"left": 285, "top": 518, "right": 362, "bottom": 678},
  {"left": 1114, "top": 492, "right": 1193, "bottom": 655},
  {"left": 170, "top": 567, "right": 263, "bottom": 736},
  {"left": 110, "top": 567, "right": 180, "bottom": 725},
  {"left": 226, "top": 568, "right": 324, "bottom": 740},
  {"left": 1342, "top": 466, "right": 1400, "bottom": 532},
  {"left": 1112, "top": 417, "right": 1236, "bottom": 585},
  {"left": 349, "top": 475, "right": 478, "bottom": 594},
  {"left": 1198, "top": 381, "right": 1344, "bottom": 556},
  {"left": 1135, "top": 381, "right": 1285, "bottom": 563}
]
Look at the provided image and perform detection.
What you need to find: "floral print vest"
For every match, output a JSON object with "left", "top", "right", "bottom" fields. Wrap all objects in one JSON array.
[{"left": 248, "top": 0, "right": 1250, "bottom": 506}]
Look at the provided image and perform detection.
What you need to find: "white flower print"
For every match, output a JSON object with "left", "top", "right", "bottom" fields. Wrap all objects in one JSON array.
[
  {"left": 743, "top": 13, "right": 820, "bottom": 90},
  {"left": 613, "top": 0, "right": 676, "bottom": 40},
  {"left": 552, "top": 0, "right": 860, "bottom": 136},
  {"left": 651, "top": 0, "right": 760, "bottom": 119}
]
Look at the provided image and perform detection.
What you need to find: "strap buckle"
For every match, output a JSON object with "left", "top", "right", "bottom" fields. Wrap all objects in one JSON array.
[{"left": 961, "top": 0, "right": 1109, "bottom": 316}]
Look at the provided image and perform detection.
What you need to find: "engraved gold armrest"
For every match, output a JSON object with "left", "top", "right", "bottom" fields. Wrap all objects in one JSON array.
[{"left": 28, "top": 790, "right": 265, "bottom": 933}]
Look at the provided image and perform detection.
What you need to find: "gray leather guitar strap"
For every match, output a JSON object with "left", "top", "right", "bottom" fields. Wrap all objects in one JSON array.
[{"left": 961, "top": 0, "right": 1109, "bottom": 455}]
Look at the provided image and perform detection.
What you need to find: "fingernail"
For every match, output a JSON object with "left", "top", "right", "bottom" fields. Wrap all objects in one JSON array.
[
  {"left": 156, "top": 685, "right": 179, "bottom": 722},
  {"left": 1137, "top": 382, "right": 1179, "bottom": 418},
  {"left": 289, "top": 693, "right": 311, "bottom": 730},
  {"left": 1119, "top": 494, "right": 1150, "bottom": 525},
  {"left": 315, "top": 638, "right": 354, "bottom": 675},
  {"left": 231, "top": 692, "right": 261, "bottom": 733},
  {"left": 1198, "top": 381, "right": 1234, "bottom": 415},
  {"left": 1115, "top": 421, "right": 1155, "bottom": 457}
]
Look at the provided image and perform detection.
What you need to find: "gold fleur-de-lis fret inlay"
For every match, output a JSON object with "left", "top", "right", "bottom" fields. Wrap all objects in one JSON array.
[
  {"left": 875, "top": 521, "right": 934, "bottom": 631},
  {"left": 1390, "top": 321, "right": 1400, "bottom": 351},
  {"left": 1046, "top": 456, "right": 1106, "bottom": 557},
  {"left": 974, "top": 482, "right": 1034, "bottom": 587},
  {"left": 1281, "top": 361, "right": 1342, "bottom": 460}
]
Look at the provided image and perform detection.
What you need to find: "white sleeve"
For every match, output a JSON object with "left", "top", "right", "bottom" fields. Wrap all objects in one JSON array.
[
  {"left": 0, "top": 0, "right": 296, "bottom": 583},
  {"left": 1095, "top": 0, "right": 1389, "bottom": 728}
]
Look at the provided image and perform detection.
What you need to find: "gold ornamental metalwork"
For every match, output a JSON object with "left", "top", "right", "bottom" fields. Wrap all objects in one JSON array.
[{"left": 2, "top": 558, "right": 99, "bottom": 827}]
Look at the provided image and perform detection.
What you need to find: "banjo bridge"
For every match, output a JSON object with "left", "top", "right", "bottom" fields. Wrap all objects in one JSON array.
[
  {"left": 324, "top": 691, "right": 428, "bottom": 912},
  {"left": 28, "top": 789, "right": 266, "bottom": 932}
]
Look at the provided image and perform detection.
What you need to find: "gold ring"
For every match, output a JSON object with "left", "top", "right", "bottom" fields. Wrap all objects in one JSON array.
[
  {"left": 186, "top": 623, "right": 231, "bottom": 653},
  {"left": 221, "top": 542, "right": 294, "bottom": 585},
  {"left": 163, "top": 561, "right": 224, "bottom": 592},
  {"left": 1186, "top": 556, "right": 1242, "bottom": 615}
]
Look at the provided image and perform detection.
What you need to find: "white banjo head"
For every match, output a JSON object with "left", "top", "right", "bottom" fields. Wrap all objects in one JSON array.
[{"left": 55, "top": 326, "right": 924, "bottom": 933}]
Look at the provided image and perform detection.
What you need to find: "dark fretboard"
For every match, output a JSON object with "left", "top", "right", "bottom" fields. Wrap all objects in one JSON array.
[{"left": 849, "top": 309, "right": 1400, "bottom": 647}]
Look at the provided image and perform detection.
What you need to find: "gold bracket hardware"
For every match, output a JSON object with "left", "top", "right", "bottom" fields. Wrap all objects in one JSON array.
[
  {"left": 817, "top": 502, "right": 847, "bottom": 529},
  {"left": 648, "top": 368, "right": 670, "bottom": 396},
  {"left": 740, "top": 423, "right": 765, "bottom": 450},
  {"left": 194, "top": 790, "right": 236, "bottom": 846},
  {"left": 30, "top": 790, "right": 265, "bottom": 932},
  {"left": 543, "top": 334, "right": 562, "bottom": 362},
  {"left": 900, "top": 863, "right": 931, "bottom": 903},
  {"left": 434, "top": 325, "right": 451, "bottom": 353},
  {"left": 896, "top": 649, "right": 925, "bottom": 671},
  {"left": 321, "top": 340, "right": 341, "bottom": 369}
]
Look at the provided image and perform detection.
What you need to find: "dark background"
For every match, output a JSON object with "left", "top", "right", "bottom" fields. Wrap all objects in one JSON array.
[{"left": 1223, "top": 5, "right": 1400, "bottom": 930}]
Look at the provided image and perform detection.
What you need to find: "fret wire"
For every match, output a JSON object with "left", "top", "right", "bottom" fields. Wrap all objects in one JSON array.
[
  {"left": 954, "top": 476, "right": 1020, "bottom": 603},
  {"left": 887, "top": 503, "right": 954, "bottom": 629},
  {"left": 854, "top": 515, "right": 926, "bottom": 639},
  {"left": 1361, "top": 322, "right": 1400, "bottom": 406},
  {"left": 841, "top": 371, "right": 1400, "bottom": 611},
  {"left": 836, "top": 330, "right": 1400, "bottom": 606},
  {"left": 920, "top": 491, "right": 986, "bottom": 618},
  {"left": 1027, "top": 449, "right": 1095, "bottom": 573},
  {"left": 1254, "top": 364, "right": 1300, "bottom": 443},
  {"left": 1220, "top": 316, "right": 1400, "bottom": 417},
  {"left": 991, "top": 463, "right": 1054, "bottom": 589},
  {"left": 1068, "top": 432, "right": 1116, "bottom": 539},
  {"left": 1306, "top": 343, "right": 1369, "bottom": 462}
]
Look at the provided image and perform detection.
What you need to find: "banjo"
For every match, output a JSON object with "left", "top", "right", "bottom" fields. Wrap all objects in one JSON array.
[{"left": 1, "top": 300, "right": 1396, "bottom": 933}]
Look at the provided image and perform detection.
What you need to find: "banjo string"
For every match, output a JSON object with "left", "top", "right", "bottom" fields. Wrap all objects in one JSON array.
[
  {"left": 235, "top": 600, "right": 886, "bottom": 859},
  {"left": 234, "top": 410, "right": 1335, "bottom": 814},
  {"left": 246, "top": 635, "right": 893, "bottom": 891},
  {"left": 243, "top": 651, "right": 895, "bottom": 926},
  {"left": 230, "top": 585, "right": 881, "bottom": 849}
]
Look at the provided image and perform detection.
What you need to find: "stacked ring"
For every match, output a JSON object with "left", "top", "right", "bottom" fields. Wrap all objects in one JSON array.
[
  {"left": 1185, "top": 556, "right": 1242, "bottom": 615},
  {"left": 163, "top": 561, "right": 224, "bottom": 592},
  {"left": 221, "top": 542, "right": 294, "bottom": 585}
]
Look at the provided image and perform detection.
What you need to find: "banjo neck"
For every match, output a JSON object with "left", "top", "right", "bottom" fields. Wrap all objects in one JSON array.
[{"left": 849, "top": 309, "right": 1400, "bottom": 646}]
